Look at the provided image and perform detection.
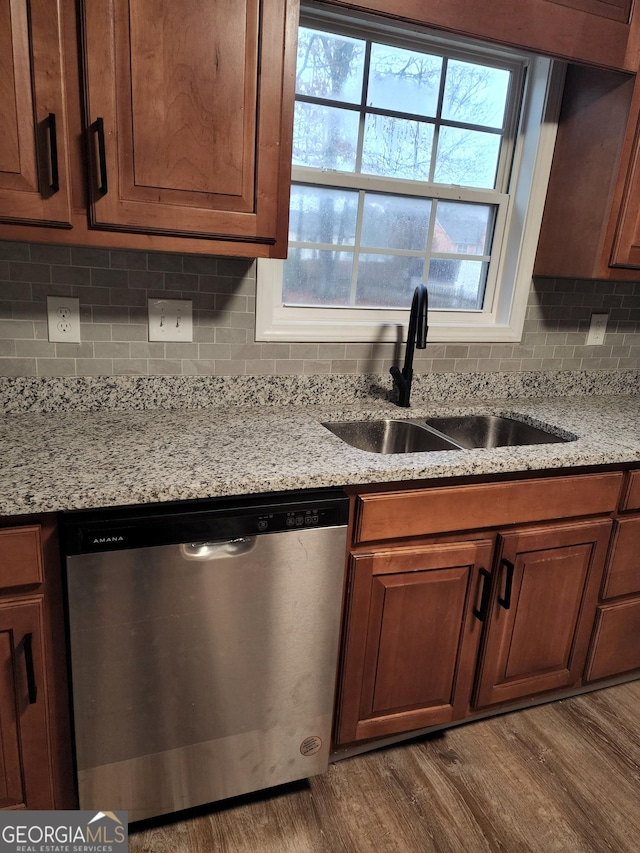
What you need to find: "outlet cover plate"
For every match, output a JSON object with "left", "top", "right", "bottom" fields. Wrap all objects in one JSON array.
[
  {"left": 586, "top": 312, "right": 608, "bottom": 346},
  {"left": 47, "top": 295, "right": 81, "bottom": 343},
  {"left": 148, "top": 298, "right": 193, "bottom": 342}
]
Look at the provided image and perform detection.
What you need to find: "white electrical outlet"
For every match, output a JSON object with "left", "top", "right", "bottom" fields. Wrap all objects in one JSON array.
[
  {"left": 148, "top": 298, "right": 193, "bottom": 342},
  {"left": 586, "top": 312, "right": 608, "bottom": 346},
  {"left": 47, "top": 296, "right": 81, "bottom": 343}
]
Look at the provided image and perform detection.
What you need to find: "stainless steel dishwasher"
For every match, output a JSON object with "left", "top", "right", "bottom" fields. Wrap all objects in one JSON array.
[{"left": 62, "top": 489, "right": 349, "bottom": 822}]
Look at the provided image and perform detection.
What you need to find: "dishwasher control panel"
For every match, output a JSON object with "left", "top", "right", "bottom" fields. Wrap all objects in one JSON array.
[{"left": 62, "top": 489, "right": 350, "bottom": 555}]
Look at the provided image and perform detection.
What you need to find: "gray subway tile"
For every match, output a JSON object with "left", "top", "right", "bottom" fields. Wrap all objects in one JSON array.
[
  {"left": 76, "top": 359, "right": 113, "bottom": 375},
  {"left": 37, "top": 358, "right": 76, "bottom": 376},
  {"left": 112, "top": 359, "right": 149, "bottom": 375},
  {"left": 71, "top": 247, "right": 110, "bottom": 267},
  {"left": 0, "top": 241, "right": 30, "bottom": 261},
  {"left": 30, "top": 244, "right": 71, "bottom": 264},
  {"left": 9, "top": 262, "right": 50, "bottom": 283},
  {"left": 91, "top": 268, "right": 129, "bottom": 289},
  {"left": 0, "top": 357, "right": 37, "bottom": 376},
  {"left": 149, "top": 359, "right": 183, "bottom": 374},
  {"left": 0, "top": 319, "right": 35, "bottom": 339},
  {"left": 94, "top": 342, "right": 132, "bottom": 359},
  {"left": 110, "top": 250, "right": 147, "bottom": 270},
  {"left": 110, "top": 324, "right": 148, "bottom": 342},
  {"left": 148, "top": 252, "right": 183, "bottom": 272},
  {"left": 15, "top": 340, "right": 56, "bottom": 358}
]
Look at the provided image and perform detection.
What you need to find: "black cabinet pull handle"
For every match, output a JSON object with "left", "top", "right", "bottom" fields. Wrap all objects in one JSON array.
[
  {"left": 23, "top": 633, "right": 37, "bottom": 704},
  {"left": 47, "top": 113, "right": 59, "bottom": 192},
  {"left": 473, "top": 568, "right": 492, "bottom": 622},
  {"left": 497, "top": 558, "right": 514, "bottom": 610},
  {"left": 95, "top": 117, "right": 108, "bottom": 195}
]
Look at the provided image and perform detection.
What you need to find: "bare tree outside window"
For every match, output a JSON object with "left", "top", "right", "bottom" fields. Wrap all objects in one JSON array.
[{"left": 285, "top": 24, "right": 513, "bottom": 312}]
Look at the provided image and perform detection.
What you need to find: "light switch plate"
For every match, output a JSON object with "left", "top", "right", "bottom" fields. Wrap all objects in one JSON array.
[
  {"left": 586, "top": 313, "right": 608, "bottom": 346},
  {"left": 148, "top": 298, "right": 193, "bottom": 342},
  {"left": 47, "top": 295, "right": 81, "bottom": 343}
]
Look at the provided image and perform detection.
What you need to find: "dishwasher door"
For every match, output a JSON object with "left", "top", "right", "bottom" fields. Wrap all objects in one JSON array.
[{"left": 65, "top": 497, "right": 348, "bottom": 821}]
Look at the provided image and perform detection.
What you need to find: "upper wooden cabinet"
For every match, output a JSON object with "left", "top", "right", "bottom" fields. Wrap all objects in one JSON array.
[
  {"left": 0, "top": 0, "right": 72, "bottom": 227},
  {"left": 80, "top": 0, "right": 294, "bottom": 246},
  {"left": 322, "top": 0, "right": 639, "bottom": 71},
  {"left": 534, "top": 62, "right": 640, "bottom": 278},
  {"left": 0, "top": 0, "right": 298, "bottom": 257}
]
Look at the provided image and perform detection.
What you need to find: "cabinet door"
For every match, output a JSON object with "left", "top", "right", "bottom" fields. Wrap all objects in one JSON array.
[
  {"left": 585, "top": 597, "right": 640, "bottom": 681},
  {"left": 336, "top": 540, "right": 493, "bottom": 744},
  {"left": 81, "top": 0, "right": 295, "bottom": 246},
  {"left": 0, "top": 597, "right": 53, "bottom": 810},
  {"left": 474, "top": 520, "right": 611, "bottom": 709},
  {"left": 0, "top": 0, "right": 71, "bottom": 225}
]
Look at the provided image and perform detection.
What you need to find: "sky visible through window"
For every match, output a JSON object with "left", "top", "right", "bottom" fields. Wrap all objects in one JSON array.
[{"left": 284, "top": 25, "right": 512, "bottom": 312}]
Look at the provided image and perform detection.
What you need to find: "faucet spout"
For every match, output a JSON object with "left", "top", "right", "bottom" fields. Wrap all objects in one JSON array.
[{"left": 390, "top": 284, "right": 429, "bottom": 408}]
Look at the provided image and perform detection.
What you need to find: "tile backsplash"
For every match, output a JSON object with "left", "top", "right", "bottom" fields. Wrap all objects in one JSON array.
[{"left": 0, "top": 240, "right": 639, "bottom": 377}]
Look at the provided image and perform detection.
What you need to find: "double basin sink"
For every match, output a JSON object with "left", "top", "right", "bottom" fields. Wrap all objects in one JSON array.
[{"left": 323, "top": 415, "right": 574, "bottom": 454}]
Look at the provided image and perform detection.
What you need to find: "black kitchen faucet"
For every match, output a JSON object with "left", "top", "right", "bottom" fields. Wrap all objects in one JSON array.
[{"left": 390, "top": 283, "right": 429, "bottom": 408}]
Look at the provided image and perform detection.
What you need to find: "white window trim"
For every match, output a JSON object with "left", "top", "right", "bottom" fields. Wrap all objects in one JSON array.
[{"left": 256, "top": 14, "right": 565, "bottom": 344}]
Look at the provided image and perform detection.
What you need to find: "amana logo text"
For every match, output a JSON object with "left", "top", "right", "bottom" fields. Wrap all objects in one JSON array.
[{"left": 92, "top": 536, "right": 125, "bottom": 544}]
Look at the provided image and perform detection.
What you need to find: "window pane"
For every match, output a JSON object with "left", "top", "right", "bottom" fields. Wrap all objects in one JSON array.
[
  {"left": 356, "top": 254, "right": 425, "bottom": 307},
  {"left": 434, "top": 126, "right": 500, "bottom": 188},
  {"left": 289, "top": 185, "right": 359, "bottom": 245},
  {"left": 283, "top": 248, "right": 353, "bottom": 307},
  {"left": 427, "top": 259, "right": 487, "bottom": 309},
  {"left": 293, "top": 102, "right": 359, "bottom": 171},
  {"left": 362, "top": 115, "right": 434, "bottom": 180},
  {"left": 361, "top": 194, "right": 431, "bottom": 251},
  {"left": 442, "top": 60, "right": 510, "bottom": 129},
  {"left": 433, "top": 202, "right": 494, "bottom": 255},
  {"left": 367, "top": 44, "right": 442, "bottom": 118},
  {"left": 296, "top": 28, "right": 366, "bottom": 104}
]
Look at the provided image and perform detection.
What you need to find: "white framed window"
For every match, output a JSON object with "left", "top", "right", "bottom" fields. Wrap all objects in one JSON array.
[{"left": 256, "top": 5, "right": 564, "bottom": 343}]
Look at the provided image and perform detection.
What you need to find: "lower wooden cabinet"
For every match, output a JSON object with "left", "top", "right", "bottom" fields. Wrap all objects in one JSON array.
[
  {"left": 585, "top": 492, "right": 640, "bottom": 683},
  {"left": 474, "top": 521, "right": 611, "bottom": 708},
  {"left": 337, "top": 540, "right": 493, "bottom": 743},
  {"left": 0, "top": 518, "right": 74, "bottom": 810},
  {"left": 586, "top": 598, "right": 640, "bottom": 681},
  {"left": 0, "top": 597, "right": 51, "bottom": 809},
  {"left": 336, "top": 473, "right": 628, "bottom": 747}
]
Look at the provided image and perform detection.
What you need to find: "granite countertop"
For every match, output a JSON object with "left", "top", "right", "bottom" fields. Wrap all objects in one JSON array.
[{"left": 1, "top": 393, "right": 639, "bottom": 516}]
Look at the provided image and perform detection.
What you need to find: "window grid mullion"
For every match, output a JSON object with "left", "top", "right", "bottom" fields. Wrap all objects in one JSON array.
[{"left": 350, "top": 190, "right": 367, "bottom": 307}]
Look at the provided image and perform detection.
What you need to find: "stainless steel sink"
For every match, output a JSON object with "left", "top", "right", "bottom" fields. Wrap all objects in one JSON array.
[
  {"left": 324, "top": 414, "right": 574, "bottom": 454},
  {"left": 323, "top": 420, "right": 461, "bottom": 454},
  {"left": 424, "top": 415, "right": 572, "bottom": 449}
]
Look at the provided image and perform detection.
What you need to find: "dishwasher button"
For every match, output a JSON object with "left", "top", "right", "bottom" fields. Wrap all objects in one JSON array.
[
  {"left": 295, "top": 516, "right": 304, "bottom": 526},
  {"left": 257, "top": 520, "right": 269, "bottom": 531}
]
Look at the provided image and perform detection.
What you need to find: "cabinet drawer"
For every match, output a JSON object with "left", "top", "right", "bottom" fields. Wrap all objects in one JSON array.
[
  {"left": 585, "top": 598, "right": 640, "bottom": 681},
  {"left": 621, "top": 470, "right": 640, "bottom": 511},
  {"left": 354, "top": 473, "right": 623, "bottom": 544},
  {"left": 0, "top": 527, "right": 43, "bottom": 590},
  {"left": 602, "top": 517, "right": 640, "bottom": 599}
]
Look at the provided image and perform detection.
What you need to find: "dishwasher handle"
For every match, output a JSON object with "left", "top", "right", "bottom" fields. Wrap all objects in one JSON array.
[{"left": 180, "top": 537, "right": 257, "bottom": 560}]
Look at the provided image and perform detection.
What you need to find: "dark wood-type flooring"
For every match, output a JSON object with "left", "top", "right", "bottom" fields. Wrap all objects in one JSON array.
[{"left": 130, "top": 681, "right": 640, "bottom": 852}]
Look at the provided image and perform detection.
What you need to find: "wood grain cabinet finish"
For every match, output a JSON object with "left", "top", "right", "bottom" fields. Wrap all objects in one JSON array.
[
  {"left": 336, "top": 540, "right": 493, "bottom": 744},
  {"left": 0, "top": 0, "right": 71, "bottom": 226},
  {"left": 353, "top": 473, "right": 622, "bottom": 544},
  {"left": 601, "top": 517, "right": 640, "bottom": 599},
  {"left": 322, "top": 0, "right": 639, "bottom": 70},
  {"left": 81, "top": 0, "right": 295, "bottom": 247},
  {"left": 0, "top": 597, "right": 52, "bottom": 809},
  {"left": 621, "top": 470, "right": 640, "bottom": 511},
  {"left": 0, "top": 518, "right": 74, "bottom": 811},
  {"left": 473, "top": 520, "right": 612, "bottom": 709},
  {"left": 585, "top": 598, "right": 640, "bottom": 681}
]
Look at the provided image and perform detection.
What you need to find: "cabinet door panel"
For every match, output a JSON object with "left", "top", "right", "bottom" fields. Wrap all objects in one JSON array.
[
  {"left": 337, "top": 540, "right": 493, "bottom": 744},
  {"left": 0, "top": 526, "right": 43, "bottom": 590},
  {"left": 474, "top": 521, "right": 611, "bottom": 709},
  {"left": 0, "top": 597, "right": 53, "bottom": 810},
  {"left": 585, "top": 598, "right": 640, "bottom": 681},
  {"left": 82, "top": 0, "right": 293, "bottom": 243},
  {"left": 0, "top": 0, "right": 71, "bottom": 225},
  {"left": 602, "top": 517, "right": 640, "bottom": 599},
  {"left": 0, "top": 630, "right": 23, "bottom": 808}
]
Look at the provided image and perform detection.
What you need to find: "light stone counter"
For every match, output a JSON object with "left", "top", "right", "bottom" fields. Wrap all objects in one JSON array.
[{"left": 1, "top": 394, "right": 638, "bottom": 516}]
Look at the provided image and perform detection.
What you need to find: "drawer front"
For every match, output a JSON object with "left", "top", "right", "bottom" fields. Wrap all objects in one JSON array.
[
  {"left": 0, "top": 527, "right": 43, "bottom": 590},
  {"left": 602, "top": 517, "right": 640, "bottom": 599},
  {"left": 354, "top": 473, "right": 623, "bottom": 544},
  {"left": 585, "top": 598, "right": 640, "bottom": 681},
  {"left": 621, "top": 470, "right": 640, "bottom": 511}
]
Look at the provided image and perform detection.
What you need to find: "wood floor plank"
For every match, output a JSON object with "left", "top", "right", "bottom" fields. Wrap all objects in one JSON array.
[{"left": 129, "top": 682, "right": 640, "bottom": 853}]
